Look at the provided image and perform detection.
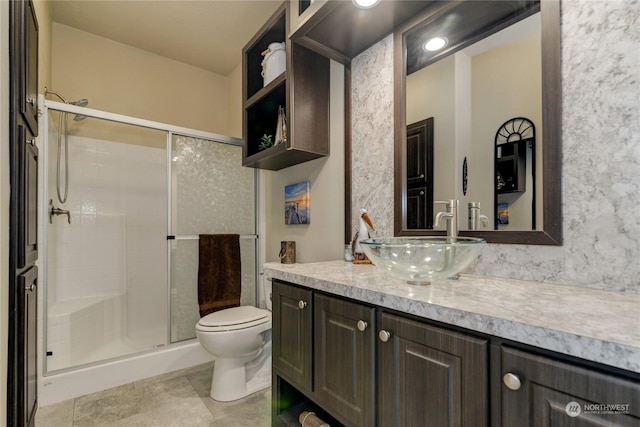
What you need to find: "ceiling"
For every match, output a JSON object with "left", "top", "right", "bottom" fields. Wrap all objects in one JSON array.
[{"left": 49, "top": 0, "right": 284, "bottom": 76}]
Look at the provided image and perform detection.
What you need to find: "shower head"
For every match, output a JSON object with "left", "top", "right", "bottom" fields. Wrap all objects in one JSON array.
[
  {"left": 44, "top": 88, "right": 89, "bottom": 121},
  {"left": 70, "top": 99, "right": 89, "bottom": 121},
  {"left": 71, "top": 99, "right": 89, "bottom": 107}
]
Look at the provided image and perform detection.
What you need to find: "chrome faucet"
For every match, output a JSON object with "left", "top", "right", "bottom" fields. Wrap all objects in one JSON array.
[
  {"left": 434, "top": 199, "right": 459, "bottom": 241},
  {"left": 468, "top": 202, "right": 489, "bottom": 230},
  {"left": 49, "top": 199, "right": 71, "bottom": 224}
]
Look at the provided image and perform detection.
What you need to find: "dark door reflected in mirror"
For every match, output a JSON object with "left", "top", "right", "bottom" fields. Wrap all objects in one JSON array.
[{"left": 394, "top": 0, "right": 562, "bottom": 245}]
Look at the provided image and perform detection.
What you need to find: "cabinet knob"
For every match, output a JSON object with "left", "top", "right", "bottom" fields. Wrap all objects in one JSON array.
[
  {"left": 503, "top": 373, "right": 522, "bottom": 391},
  {"left": 419, "top": 174, "right": 425, "bottom": 179},
  {"left": 378, "top": 330, "right": 391, "bottom": 342},
  {"left": 25, "top": 283, "right": 36, "bottom": 293},
  {"left": 357, "top": 320, "right": 367, "bottom": 331},
  {"left": 298, "top": 300, "right": 307, "bottom": 310}
]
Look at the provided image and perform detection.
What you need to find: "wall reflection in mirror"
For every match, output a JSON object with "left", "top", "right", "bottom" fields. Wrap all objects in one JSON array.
[{"left": 405, "top": 2, "right": 542, "bottom": 230}]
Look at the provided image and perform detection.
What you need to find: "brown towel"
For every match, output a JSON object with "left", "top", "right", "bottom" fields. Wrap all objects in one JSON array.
[{"left": 198, "top": 234, "right": 241, "bottom": 317}]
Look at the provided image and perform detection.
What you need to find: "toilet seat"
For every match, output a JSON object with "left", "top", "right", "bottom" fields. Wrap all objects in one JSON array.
[{"left": 197, "top": 306, "right": 271, "bottom": 332}]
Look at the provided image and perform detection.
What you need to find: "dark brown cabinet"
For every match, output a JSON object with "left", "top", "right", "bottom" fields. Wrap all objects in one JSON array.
[
  {"left": 17, "top": 124, "right": 38, "bottom": 269},
  {"left": 242, "top": 3, "right": 329, "bottom": 170},
  {"left": 18, "top": 267, "right": 38, "bottom": 427},
  {"left": 272, "top": 280, "right": 489, "bottom": 427},
  {"left": 314, "top": 294, "right": 376, "bottom": 427},
  {"left": 272, "top": 280, "right": 313, "bottom": 393},
  {"left": 378, "top": 311, "right": 489, "bottom": 426},
  {"left": 20, "top": 0, "right": 39, "bottom": 136},
  {"left": 291, "top": 1, "right": 434, "bottom": 65},
  {"left": 497, "top": 346, "right": 640, "bottom": 426},
  {"left": 496, "top": 140, "right": 527, "bottom": 194},
  {"left": 9, "top": 1, "right": 39, "bottom": 425}
]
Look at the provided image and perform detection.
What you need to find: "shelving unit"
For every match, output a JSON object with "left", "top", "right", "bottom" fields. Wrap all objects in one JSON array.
[
  {"left": 242, "top": 2, "right": 329, "bottom": 170},
  {"left": 496, "top": 140, "right": 528, "bottom": 194}
]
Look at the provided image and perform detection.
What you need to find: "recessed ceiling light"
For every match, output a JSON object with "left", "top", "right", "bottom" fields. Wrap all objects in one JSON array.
[
  {"left": 353, "top": 0, "right": 381, "bottom": 9},
  {"left": 423, "top": 37, "right": 448, "bottom": 52}
]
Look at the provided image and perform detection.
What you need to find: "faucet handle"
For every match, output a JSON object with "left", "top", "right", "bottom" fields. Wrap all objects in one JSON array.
[{"left": 434, "top": 199, "right": 459, "bottom": 209}]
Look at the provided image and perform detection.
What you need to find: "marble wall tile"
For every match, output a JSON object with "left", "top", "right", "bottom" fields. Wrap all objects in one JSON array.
[{"left": 351, "top": 0, "right": 640, "bottom": 292}]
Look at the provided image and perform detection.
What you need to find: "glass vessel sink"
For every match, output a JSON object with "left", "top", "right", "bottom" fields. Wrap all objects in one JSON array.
[{"left": 360, "top": 237, "right": 486, "bottom": 285}]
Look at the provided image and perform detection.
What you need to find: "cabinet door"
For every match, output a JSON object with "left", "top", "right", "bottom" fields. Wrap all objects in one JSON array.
[
  {"left": 378, "top": 312, "right": 488, "bottom": 427},
  {"left": 499, "top": 346, "right": 640, "bottom": 426},
  {"left": 20, "top": 0, "right": 39, "bottom": 136},
  {"left": 272, "top": 280, "right": 313, "bottom": 391},
  {"left": 18, "top": 266, "right": 38, "bottom": 427},
  {"left": 17, "top": 124, "right": 38, "bottom": 269},
  {"left": 313, "top": 294, "right": 375, "bottom": 427}
]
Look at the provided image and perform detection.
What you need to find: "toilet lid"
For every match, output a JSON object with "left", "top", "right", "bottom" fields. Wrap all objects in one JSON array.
[{"left": 199, "top": 306, "right": 269, "bottom": 328}]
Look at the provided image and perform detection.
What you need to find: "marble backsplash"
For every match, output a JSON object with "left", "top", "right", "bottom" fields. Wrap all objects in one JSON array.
[{"left": 350, "top": 0, "right": 639, "bottom": 293}]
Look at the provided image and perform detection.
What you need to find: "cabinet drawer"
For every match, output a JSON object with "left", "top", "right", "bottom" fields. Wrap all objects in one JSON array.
[
  {"left": 272, "top": 280, "right": 313, "bottom": 392},
  {"left": 499, "top": 346, "right": 640, "bottom": 426}
]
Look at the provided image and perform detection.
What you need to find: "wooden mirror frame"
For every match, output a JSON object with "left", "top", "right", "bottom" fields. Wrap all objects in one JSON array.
[{"left": 393, "top": 0, "right": 562, "bottom": 245}]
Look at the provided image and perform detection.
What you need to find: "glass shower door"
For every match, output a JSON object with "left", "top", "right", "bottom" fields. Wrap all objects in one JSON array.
[
  {"left": 45, "top": 114, "right": 168, "bottom": 372},
  {"left": 169, "top": 135, "right": 256, "bottom": 342}
]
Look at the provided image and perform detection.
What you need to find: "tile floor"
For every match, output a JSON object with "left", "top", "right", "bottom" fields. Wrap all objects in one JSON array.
[{"left": 34, "top": 362, "right": 272, "bottom": 427}]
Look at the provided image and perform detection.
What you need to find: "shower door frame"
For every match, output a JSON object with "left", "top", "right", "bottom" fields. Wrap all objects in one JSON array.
[{"left": 41, "top": 96, "right": 260, "bottom": 374}]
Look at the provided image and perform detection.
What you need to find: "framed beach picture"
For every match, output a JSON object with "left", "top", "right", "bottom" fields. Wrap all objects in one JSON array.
[
  {"left": 497, "top": 202, "right": 510, "bottom": 225},
  {"left": 285, "top": 181, "right": 310, "bottom": 225}
]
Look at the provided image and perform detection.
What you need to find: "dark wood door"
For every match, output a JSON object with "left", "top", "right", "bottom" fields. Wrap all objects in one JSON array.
[
  {"left": 313, "top": 294, "right": 375, "bottom": 427},
  {"left": 499, "top": 346, "right": 640, "bottom": 426},
  {"left": 272, "top": 280, "right": 313, "bottom": 392},
  {"left": 406, "top": 118, "right": 434, "bottom": 229},
  {"left": 407, "top": 187, "right": 428, "bottom": 229},
  {"left": 378, "top": 312, "right": 488, "bottom": 427}
]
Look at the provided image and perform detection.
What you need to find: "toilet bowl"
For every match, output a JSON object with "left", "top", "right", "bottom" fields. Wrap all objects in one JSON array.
[{"left": 196, "top": 303, "right": 272, "bottom": 402}]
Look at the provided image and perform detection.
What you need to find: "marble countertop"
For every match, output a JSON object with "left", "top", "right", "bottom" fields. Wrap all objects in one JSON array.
[{"left": 264, "top": 261, "right": 640, "bottom": 373}]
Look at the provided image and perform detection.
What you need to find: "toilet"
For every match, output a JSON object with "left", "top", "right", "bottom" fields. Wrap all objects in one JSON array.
[{"left": 196, "top": 283, "right": 272, "bottom": 402}]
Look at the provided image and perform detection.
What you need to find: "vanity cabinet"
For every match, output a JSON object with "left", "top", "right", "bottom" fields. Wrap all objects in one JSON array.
[
  {"left": 496, "top": 346, "right": 640, "bottom": 426},
  {"left": 272, "top": 279, "right": 488, "bottom": 426},
  {"left": 378, "top": 311, "right": 488, "bottom": 426},
  {"left": 242, "top": 2, "right": 329, "bottom": 171}
]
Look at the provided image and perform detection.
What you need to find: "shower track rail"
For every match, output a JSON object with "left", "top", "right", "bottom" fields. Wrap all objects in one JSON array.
[{"left": 41, "top": 96, "right": 261, "bottom": 367}]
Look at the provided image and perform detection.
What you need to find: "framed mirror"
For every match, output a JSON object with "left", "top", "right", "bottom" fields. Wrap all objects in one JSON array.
[{"left": 393, "top": 0, "right": 561, "bottom": 245}]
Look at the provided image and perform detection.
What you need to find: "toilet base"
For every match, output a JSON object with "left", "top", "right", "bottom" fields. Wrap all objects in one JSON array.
[{"left": 209, "top": 347, "right": 272, "bottom": 402}]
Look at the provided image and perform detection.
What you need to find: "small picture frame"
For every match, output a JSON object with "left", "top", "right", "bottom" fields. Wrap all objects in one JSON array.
[
  {"left": 497, "top": 203, "right": 510, "bottom": 225},
  {"left": 285, "top": 181, "right": 310, "bottom": 225}
]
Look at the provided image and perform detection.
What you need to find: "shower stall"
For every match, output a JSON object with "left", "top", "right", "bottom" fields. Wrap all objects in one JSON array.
[{"left": 40, "top": 97, "right": 258, "bottom": 400}]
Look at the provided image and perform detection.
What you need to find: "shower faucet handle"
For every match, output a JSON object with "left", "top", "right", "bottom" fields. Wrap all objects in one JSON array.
[{"left": 49, "top": 200, "right": 71, "bottom": 224}]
